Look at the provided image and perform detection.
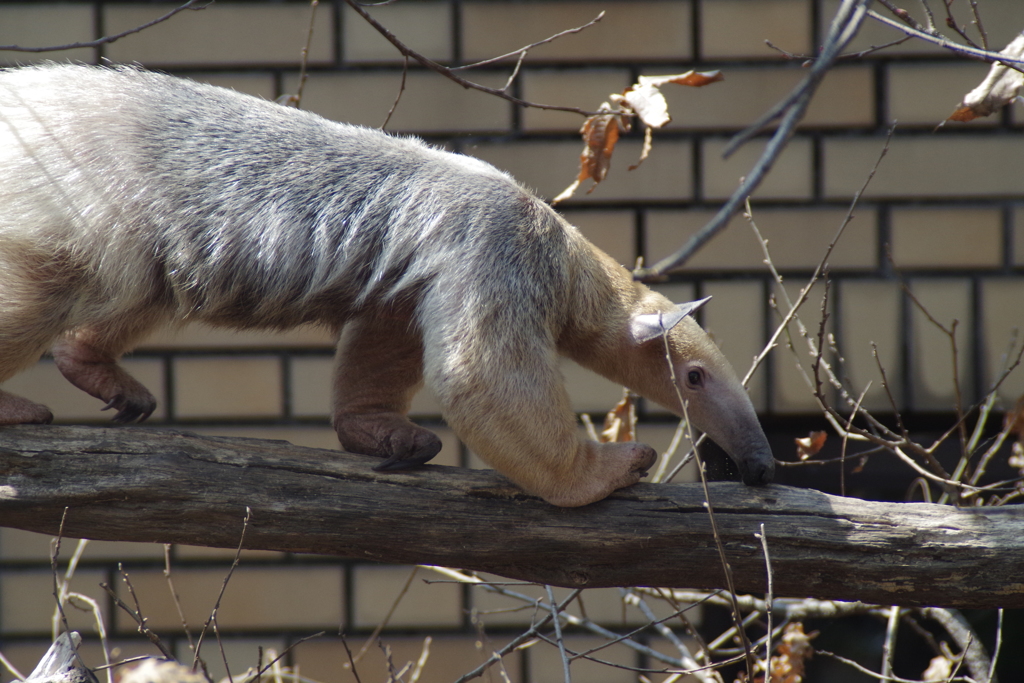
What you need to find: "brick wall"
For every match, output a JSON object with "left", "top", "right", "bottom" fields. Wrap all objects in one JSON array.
[{"left": 1, "top": 1, "right": 1022, "bottom": 681}]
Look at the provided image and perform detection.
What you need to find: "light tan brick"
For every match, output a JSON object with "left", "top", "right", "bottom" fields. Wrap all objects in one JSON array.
[
  {"left": 115, "top": 566, "right": 343, "bottom": 632},
  {"left": 173, "top": 356, "right": 282, "bottom": 419},
  {"left": 529, "top": 635, "right": 637, "bottom": 683},
  {"left": 838, "top": 280, "right": 904, "bottom": 412},
  {"left": 561, "top": 360, "right": 629, "bottom": 413},
  {"left": 824, "top": 135, "right": 1024, "bottom": 199},
  {"left": 1014, "top": 206, "right": 1024, "bottom": 266},
  {"left": 289, "top": 355, "right": 450, "bottom": 421},
  {"left": 184, "top": 72, "right": 279, "bottom": 101},
  {"left": 980, "top": 278, "right": 1024, "bottom": 403},
  {"left": 702, "top": 280, "right": 768, "bottom": 412},
  {"left": 890, "top": 207, "right": 1003, "bottom": 268},
  {"left": 666, "top": 64, "right": 873, "bottom": 130},
  {"left": 103, "top": 3, "right": 335, "bottom": 67},
  {"left": 908, "top": 278, "right": 973, "bottom": 411},
  {"left": 0, "top": 642, "right": 50, "bottom": 683},
  {"left": 462, "top": 1, "right": 692, "bottom": 62},
  {"left": 520, "top": 69, "right": 633, "bottom": 132},
  {"left": 771, "top": 280, "right": 833, "bottom": 413},
  {"left": 1, "top": 358, "right": 165, "bottom": 423},
  {"left": 281, "top": 70, "right": 512, "bottom": 133},
  {"left": 644, "top": 207, "right": 876, "bottom": 272},
  {"left": 703, "top": 136, "right": 813, "bottom": 200},
  {"left": 702, "top": 0, "right": 812, "bottom": 59},
  {"left": 650, "top": 282, "right": 697, "bottom": 306},
  {"left": 140, "top": 323, "right": 334, "bottom": 350},
  {"left": 804, "top": 65, "right": 876, "bottom": 127},
  {"left": 178, "top": 638, "right": 287, "bottom": 683},
  {"left": 294, "top": 634, "right": 518, "bottom": 683},
  {"left": 351, "top": 565, "right": 461, "bottom": 628},
  {"left": 888, "top": 62, "right": 999, "bottom": 127},
  {"left": 171, "top": 541, "right": 284, "bottom": 562},
  {"left": 0, "top": 529, "right": 54, "bottom": 561},
  {"left": 472, "top": 581, "right": 689, "bottom": 629},
  {"left": 0, "top": 568, "right": 108, "bottom": 635},
  {"left": 64, "top": 539, "right": 166, "bottom": 563},
  {"left": 0, "top": 4, "right": 95, "bottom": 65},
  {"left": 469, "top": 139, "right": 693, "bottom": 202},
  {"left": 561, "top": 209, "right": 637, "bottom": 265},
  {"left": 77, "top": 640, "right": 168, "bottom": 677},
  {"left": 343, "top": 0, "right": 452, "bottom": 63},
  {"left": 290, "top": 356, "right": 335, "bottom": 419}
]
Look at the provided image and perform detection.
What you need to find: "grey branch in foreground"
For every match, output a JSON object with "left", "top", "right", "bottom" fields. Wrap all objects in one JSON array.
[{"left": 1, "top": 425, "right": 1022, "bottom": 609}]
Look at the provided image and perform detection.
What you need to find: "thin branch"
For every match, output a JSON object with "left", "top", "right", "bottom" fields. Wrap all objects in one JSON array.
[
  {"left": 757, "top": 524, "right": 774, "bottom": 682},
  {"left": 545, "top": 585, "right": 572, "bottom": 683},
  {"left": 452, "top": 12, "right": 605, "bottom": 70},
  {"left": 192, "top": 507, "right": 252, "bottom": 672},
  {"left": 342, "top": 0, "right": 605, "bottom": 116},
  {"left": 867, "top": 8, "right": 1024, "bottom": 69},
  {"left": 0, "top": 1, "right": 209, "bottom": 52},
  {"left": 881, "top": 606, "right": 900, "bottom": 681},
  {"left": 381, "top": 56, "right": 409, "bottom": 130},
  {"left": 285, "top": 0, "right": 320, "bottom": 110},
  {"left": 163, "top": 545, "right": 197, "bottom": 656},
  {"left": 634, "top": 0, "right": 871, "bottom": 278},
  {"left": 658, "top": 329, "right": 755, "bottom": 680}
]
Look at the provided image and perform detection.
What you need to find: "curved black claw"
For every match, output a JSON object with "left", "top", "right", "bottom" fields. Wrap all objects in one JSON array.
[
  {"left": 372, "top": 437, "right": 443, "bottom": 471},
  {"left": 102, "top": 395, "right": 156, "bottom": 424}
]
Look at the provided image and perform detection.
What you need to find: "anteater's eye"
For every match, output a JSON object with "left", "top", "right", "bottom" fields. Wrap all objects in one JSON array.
[{"left": 686, "top": 369, "right": 704, "bottom": 388}]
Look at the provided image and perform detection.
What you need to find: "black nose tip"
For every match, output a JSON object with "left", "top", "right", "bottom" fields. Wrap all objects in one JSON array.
[{"left": 741, "top": 456, "right": 775, "bottom": 486}]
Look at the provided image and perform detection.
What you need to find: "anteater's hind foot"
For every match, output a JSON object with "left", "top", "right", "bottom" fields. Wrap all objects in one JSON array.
[{"left": 0, "top": 390, "right": 53, "bottom": 425}]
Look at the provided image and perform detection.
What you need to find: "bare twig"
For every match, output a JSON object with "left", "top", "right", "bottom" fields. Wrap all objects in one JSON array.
[
  {"left": 350, "top": 566, "right": 419, "bottom": 665},
  {"left": 634, "top": 0, "right": 871, "bottom": 278},
  {"left": 0, "top": 1, "right": 209, "bottom": 53},
  {"left": 381, "top": 56, "right": 410, "bottom": 129},
  {"left": 342, "top": 0, "right": 605, "bottom": 116},
  {"left": 163, "top": 545, "right": 196, "bottom": 655},
  {"left": 284, "top": 0, "right": 320, "bottom": 109},
  {"left": 881, "top": 606, "right": 900, "bottom": 681},
  {"left": 192, "top": 507, "right": 252, "bottom": 673},
  {"left": 757, "top": 524, "right": 774, "bottom": 681},
  {"left": 867, "top": 8, "right": 1024, "bottom": 70},
  {"left": 658, "top": 328, "right": 755, "bottom": 680},
  {"left": 545, "top": 585, "right": 572, "bottom": 683},
  {"left": 452, "top": 12, "right": 605, "bottom": 70}
]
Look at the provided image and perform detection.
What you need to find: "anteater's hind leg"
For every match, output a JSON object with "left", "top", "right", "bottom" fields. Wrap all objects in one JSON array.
[
  {"left": 51, "top": 309, "right": 166, "bottom": 423},
  {"left": 332, "top": 307, "right": 442, "bottom": 470},
  {"left": 0, "top": 272, "right": 72, "bottom": 424},
  {"left": 0, "top": 315, "right": 63, "bottom": 424}
]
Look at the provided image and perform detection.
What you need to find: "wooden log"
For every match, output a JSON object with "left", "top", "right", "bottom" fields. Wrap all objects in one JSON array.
[{"left": 1, "top": 425, "right": 1022, "bottom": 608}]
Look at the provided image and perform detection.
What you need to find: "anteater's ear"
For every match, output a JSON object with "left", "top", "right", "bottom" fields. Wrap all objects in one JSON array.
[{"left": 629, "top": 296, "right": 712, "bottom": 344}]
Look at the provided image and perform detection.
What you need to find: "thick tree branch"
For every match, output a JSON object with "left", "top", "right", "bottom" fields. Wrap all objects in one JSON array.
[{"left": 1, "top": 425, "right": 1022, "bottom": 609}]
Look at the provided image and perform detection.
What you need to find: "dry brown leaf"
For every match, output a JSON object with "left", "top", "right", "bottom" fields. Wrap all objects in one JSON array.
[
  {"left": 600, "top": 390, "right": 636, "bottom": 443},
  {"left": 948, "top": 33, "right": 1024, "bottom": 121},
  {"left": 552, "top": 106, "right": 626, "bottom": 204},
  {"left": 622, "top": 71, "right": 724, "bottom": 129},
  {"left": 553, "top": 70, "right": 723, "bottom": 203},
  {"left": 795, "top": 430, "right": 827, "bottom": 460},
  {"left": 766, "top": 622, "right": 816, "bottom": 683}
]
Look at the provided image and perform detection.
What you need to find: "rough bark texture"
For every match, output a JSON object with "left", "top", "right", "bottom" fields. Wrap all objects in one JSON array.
[{"left": 1, "top": 425, "right": 1022, "bottom": 608}]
